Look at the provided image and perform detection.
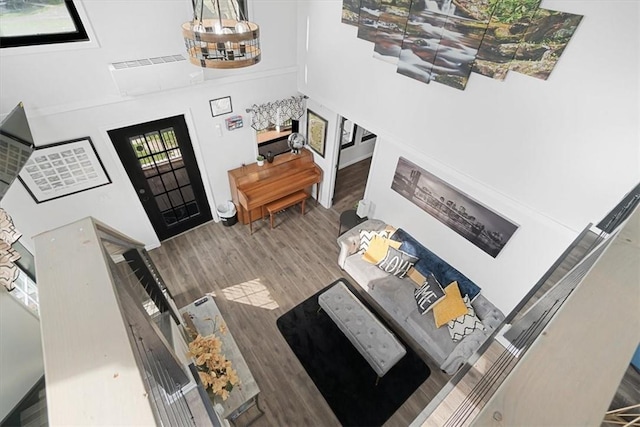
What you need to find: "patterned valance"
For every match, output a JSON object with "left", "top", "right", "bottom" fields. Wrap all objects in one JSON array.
[
  {"left": 0, "top": 208, "right": 21, "bottom": 291},
  {"left": 247, "top": 95, "right": 307, "bottom": 131}
]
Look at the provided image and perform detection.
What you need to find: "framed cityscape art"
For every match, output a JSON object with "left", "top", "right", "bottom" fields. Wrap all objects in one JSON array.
[
  {"left": 391, "top": 157, "right": 518, "bottom": 257},
  {"left": 18, "top": 137, "right": 111, "bottom": 203}
]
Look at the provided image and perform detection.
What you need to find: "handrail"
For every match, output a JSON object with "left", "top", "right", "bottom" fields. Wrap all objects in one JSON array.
[
  {"left": 129, "top": 325, "right": 196, "bottom": 426},
  {"left": 415, "top": 204, "right": 639, "bottom": 426}
]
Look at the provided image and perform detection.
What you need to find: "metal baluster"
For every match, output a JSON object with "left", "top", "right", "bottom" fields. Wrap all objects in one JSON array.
[
  {"left": 130, "top": 325, "right": 170, "bottom": 426},
  {"left": 144, "top": 344, "right": 179, "bottom": 426},
  {"left": 175, "top": 385, "right": 196, "bottom": 426},
  {"left": 150, "top": 348, "right": 191, "bottom": 426}
]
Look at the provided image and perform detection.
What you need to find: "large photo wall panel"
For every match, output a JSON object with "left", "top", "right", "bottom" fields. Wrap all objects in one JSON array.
[{"left": 298, "top": 0, "right": 639, "bottom": 234}]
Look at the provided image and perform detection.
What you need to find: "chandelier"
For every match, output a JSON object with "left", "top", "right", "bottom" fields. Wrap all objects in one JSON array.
[{"left": 182, "top": 0, "right": 261, "bottom": 69}]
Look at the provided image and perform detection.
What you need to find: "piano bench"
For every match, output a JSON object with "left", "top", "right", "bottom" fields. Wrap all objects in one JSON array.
[{"left": 265, "top": 191, "right": 308, "bottom": 229}]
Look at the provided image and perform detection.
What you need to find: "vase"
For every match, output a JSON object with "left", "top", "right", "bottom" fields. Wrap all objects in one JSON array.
[
  {"left": 266, "top": 151, "right": 274, "bottom": 163},
  {"left": 257, "top": 159, "right": 264, "bottom": 166},
  {"left": 206, "top": 388, "right": 223, "bottom": 406}
]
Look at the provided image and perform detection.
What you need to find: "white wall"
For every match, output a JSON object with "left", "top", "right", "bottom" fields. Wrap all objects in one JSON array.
[
  {"left": 0, "top": 292, "right": 43, "bottom": 420},
  {"left": 367, "top": 138, "right": 576, "bottom": 311},
  {"left": 298, "top": 0, "right": 639, "bottom": 231},
  {"left": 0, "top": 0, "right": 300, "bottom": 250},
  {"left": 2, "top": 72, "right": 298, "bottom": 250},
  {"left": 298, "top": 0, "right": 640, "bottom": 312}
]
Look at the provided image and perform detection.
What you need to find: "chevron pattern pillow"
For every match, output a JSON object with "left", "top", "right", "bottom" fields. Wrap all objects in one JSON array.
[
  {"left": 447, "top": 295, "right": 485, "bottom": 342},
  {"left": 358, "top": 229, "right": 393, "bottom": 253}
]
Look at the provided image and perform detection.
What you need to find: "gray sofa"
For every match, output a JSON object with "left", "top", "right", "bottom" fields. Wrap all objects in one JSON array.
[{"left": 337, "top": 219, "right": 505, "bottom": 374}]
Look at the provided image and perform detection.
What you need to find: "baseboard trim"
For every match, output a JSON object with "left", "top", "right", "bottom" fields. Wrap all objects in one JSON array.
[{"left": 339, "top": 154, "right": 373, "bottom": 170}]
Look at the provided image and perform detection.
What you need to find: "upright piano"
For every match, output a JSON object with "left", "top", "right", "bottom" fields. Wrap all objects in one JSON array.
[{"left": 228, "top": 148, "right": 322, "bottom": 233}]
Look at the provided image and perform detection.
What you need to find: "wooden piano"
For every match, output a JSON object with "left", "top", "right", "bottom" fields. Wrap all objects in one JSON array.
[{"left": 228, "top": 148, "right": 322, "bottom": 233}]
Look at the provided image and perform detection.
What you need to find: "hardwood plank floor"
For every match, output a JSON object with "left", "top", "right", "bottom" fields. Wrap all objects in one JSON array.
[
  {"left": 149, "top": 161, "right": 638, "bottom": 426},
  {"left": 332, "top": 157, "right": 372, "bottom": 214},
  {"left": 150, "top": 203, "right": 448, "bottom": 427}
]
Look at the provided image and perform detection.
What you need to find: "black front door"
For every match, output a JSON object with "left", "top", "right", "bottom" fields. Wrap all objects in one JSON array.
[{"left": 108, "top": 115, "right": 212, "bottom": 241}]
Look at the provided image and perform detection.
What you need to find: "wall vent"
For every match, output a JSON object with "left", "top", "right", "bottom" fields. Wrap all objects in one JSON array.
[
  {"left": 111, "top": 54, "right": 186, "bottom": 70},
  {"left": 109, "top": 54, "right": 202, "bottom": 96}
]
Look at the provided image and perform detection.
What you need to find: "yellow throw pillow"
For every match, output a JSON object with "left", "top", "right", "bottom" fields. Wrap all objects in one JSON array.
[
  {"left": 362, "top": 235, "right": 401, "bottom": 264},
  {"left": 433, "top": 281, "right": 468, "bottom": 328},
  {"left": 406, "top": 267, "right": 426, "bottom": 288}
]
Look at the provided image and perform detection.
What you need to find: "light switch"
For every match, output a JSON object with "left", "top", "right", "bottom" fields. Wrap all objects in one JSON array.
[{"left": 215, "top": 124, "right": 223, "bottom": 137}]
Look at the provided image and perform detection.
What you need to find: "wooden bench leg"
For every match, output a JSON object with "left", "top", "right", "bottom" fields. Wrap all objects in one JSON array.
[
  {"left": 301, "top": 198, "right": 306, "bottom": 216},
  {"left": 270, "top": 211, "right": 275, "bottom": 229}
]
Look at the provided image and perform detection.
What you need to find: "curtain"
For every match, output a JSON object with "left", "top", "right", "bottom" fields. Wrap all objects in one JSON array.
[{"left": 0, "top": 208, "right": 21, "bottom": 291}]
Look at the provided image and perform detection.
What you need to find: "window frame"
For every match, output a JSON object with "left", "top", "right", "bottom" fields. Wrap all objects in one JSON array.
[
  {"left": 10, "top": 268, "right": 39, "bottom": 316},
  {"left": 0, "top": 0, "right": 89, "bottom": 49}
]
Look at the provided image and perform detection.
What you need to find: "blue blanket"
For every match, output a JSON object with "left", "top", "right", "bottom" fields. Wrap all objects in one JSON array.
[{"left": 391, "top": 228, "right": 481, "bottom": 300}]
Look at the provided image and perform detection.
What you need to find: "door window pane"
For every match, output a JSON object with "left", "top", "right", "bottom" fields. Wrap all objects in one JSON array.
[
  {"left": 131, "top": 136, "right": 149, "bottom": 158},
  {"left": 155, "top": 194, "right": 170, "bottom": 211},
  {"left": 186, "top": 201, "right": 200, "bottom": 216},
  {"left": 181, "top": 186, "right": 195, "bottom": 202},
  {"left": 142, "top": 163, "right": 159, "bottom": 178},
  {"left": 144, "top": 132, "right": 164, "bottom": 154},
  {"left": 148, "top": 176, "right": 165, "bottom": 195},
  {"left": 160, "top": 128, "right": 178, "bottom": 150},
  {"left": 161, "top": 172, "right": 178, "bottom": 191},
  {"left": 174, "top": 168, "right": 189, "bottom": 186},
  {"left": 168, "top": 189, "right": 184, "bottom": 206},
  {"left": 162, "top": 209, "right": 178, "bottom": 226},
  {"left": 167, "top": 149, "right": 182, "bottom": 163}
]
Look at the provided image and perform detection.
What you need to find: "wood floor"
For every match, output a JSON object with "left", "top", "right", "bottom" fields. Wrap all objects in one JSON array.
[
  {"left": 149, "top": 203, "right": 448, "bottom": 427},
  {"left": 148, "top": 157, "right": 444, "bottom": 426},
  {"left": 148, "top": 158, "right": 638, "bottom": 426},
  {"left": 332, "top": 157, "right": 372, "bottom": 214}
]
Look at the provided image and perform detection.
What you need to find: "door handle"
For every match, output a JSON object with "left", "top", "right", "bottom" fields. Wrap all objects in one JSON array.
[{"left": 138, "top": 188, "right": 150, "bottom": 201}]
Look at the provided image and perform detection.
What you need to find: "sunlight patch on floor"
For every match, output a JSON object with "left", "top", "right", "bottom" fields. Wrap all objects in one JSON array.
[{"left": 221, "top": 279, "right": 279, "bottom": 310}]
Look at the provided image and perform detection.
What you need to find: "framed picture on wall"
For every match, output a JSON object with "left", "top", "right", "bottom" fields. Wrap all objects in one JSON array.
[
  {"left": 210, "top": 96, "right": 233, "bottom": 117},
  {"left": 18, "top": 137, "right": 111, "bottom": 203},
  {"left": 391, "top": 157, "right": 518, "bottom": 257},
  {"left": 307, "top": 110, "right": 327, "bottom": 158}
]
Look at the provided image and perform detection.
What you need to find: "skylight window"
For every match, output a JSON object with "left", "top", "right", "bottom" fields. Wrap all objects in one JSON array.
[{"left": 0, "top": 0, "right": 89, "bottom": 48}]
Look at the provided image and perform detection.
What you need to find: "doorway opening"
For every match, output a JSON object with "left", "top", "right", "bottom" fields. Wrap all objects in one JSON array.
[
  {"left": 332, "top": 117, "right": 376, "bottom": 214},
  {"left": 108, "top": 115, "right": 212, "bottom": 241}
]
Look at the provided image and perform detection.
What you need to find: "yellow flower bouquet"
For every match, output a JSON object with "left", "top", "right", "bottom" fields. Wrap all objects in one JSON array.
[{"left": 187, "top": 319, "right": 239, "bottom": 401}]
